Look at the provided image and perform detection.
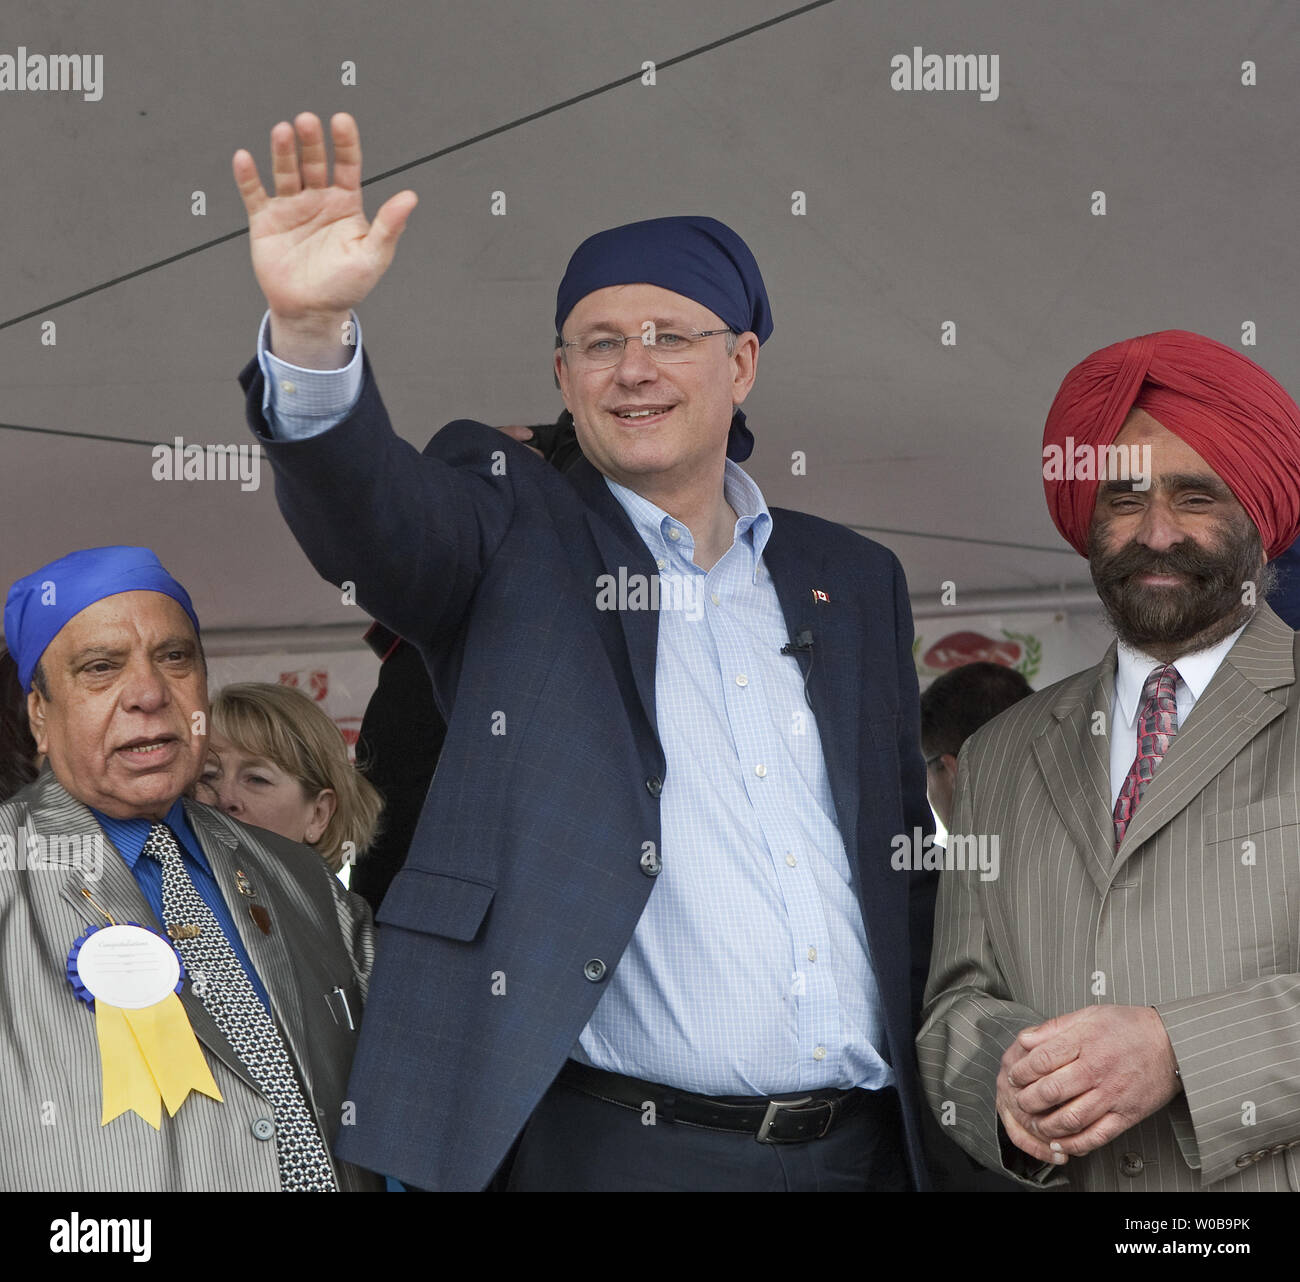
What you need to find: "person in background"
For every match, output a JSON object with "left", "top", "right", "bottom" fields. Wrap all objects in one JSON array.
[
  {"left": 0, "top": 646, "right": 39, "bottom": 803},
  {"left": 920, "top": 661, "right": 1033, "bottom": 831},
  {"left": 197, "top": 681, "right": 382, "bottom": 877}
]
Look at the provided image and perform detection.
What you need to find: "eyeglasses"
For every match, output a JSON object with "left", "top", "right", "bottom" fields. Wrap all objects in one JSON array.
[{"left": 558, "top": 327, "right": 734, "bottom": 370}]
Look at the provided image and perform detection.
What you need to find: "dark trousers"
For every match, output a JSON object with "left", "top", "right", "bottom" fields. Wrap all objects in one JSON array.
[{"left": 506, "top": 1076, "right": 911, "bottom": 1192}]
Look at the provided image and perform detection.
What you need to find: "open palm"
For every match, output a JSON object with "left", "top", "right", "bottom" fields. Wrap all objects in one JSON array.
[{"left": 232, "top": 112, "right": 417, "bottom": 322}]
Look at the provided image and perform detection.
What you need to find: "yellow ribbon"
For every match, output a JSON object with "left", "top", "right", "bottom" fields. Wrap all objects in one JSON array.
[{"left": 95, "top": 993, "right": 223, "bottom": 1128}]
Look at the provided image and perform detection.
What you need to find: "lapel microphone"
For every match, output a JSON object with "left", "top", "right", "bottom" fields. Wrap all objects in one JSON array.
[
  {"left": 781, "top": 627, "right": 817, "bottom": 713},
  {"left": 780, "top": 628, "right": 814, "bottom": 656}
]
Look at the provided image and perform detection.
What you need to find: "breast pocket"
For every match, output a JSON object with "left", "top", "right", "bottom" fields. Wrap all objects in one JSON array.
[
  {"left": 1199, "top": 795, "right": 1300, "bottom": 979},
  {"left": 376, "top": 867, "right": 497, "bottom": 943}
]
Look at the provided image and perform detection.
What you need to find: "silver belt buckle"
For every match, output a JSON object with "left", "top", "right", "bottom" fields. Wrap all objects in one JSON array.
[{"left": 757, "top": 1095, "right": 823, "bottom": 1143}]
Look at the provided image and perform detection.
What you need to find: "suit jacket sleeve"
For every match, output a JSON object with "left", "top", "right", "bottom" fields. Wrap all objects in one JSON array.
[
  {"left": 1155, "top": 974, "right": 1300, "bottom": 1184},
  {"left": 916, "top": 747, "right": 1063, "bottom": 1188},
  {"left": 239, "top": 353, "right": 518, "bottom": 648}
]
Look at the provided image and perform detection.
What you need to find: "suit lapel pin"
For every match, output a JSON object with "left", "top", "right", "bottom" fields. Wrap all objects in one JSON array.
[
  {"left": 812, "top": 588, "right": 829, "bottom": 603},
  {"left": 249, "top": 904, "right": 272, "bottom": 936},
  {"left": 234, "top": 869, "right": 256, "bottom": 897}
]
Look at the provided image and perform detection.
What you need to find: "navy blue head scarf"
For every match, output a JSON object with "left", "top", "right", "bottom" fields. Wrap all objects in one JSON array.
[{"left": 555, "top": 216, "right": 773, "bottom": 462}]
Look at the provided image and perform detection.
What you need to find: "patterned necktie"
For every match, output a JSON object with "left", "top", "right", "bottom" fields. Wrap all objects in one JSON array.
[
  {"left": 141, "top": 823, "right": 337, "bottom": 1191},
  {"left": 1113, "top": 664, "right": 1180, "bottom": 848}
]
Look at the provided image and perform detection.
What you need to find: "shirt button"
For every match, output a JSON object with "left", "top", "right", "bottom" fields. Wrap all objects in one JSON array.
[
  {"left": 583, "top": 959, "right": 607, "bottom": 982},
  {"left": 645, "top": 776, "right": 663, "bottom": 797},
  {"left": 639, "top": 849, "right": 662, "bottom": 877},
  {"left": 785, "top": 854, "right": 797, "bottom": 867},
  {"left": 251, "top": 1118, "right": 275, "bottom": 1141},
  {"left": 711, "top": 592, "right": 720, "bottom": 605},
  {"left": 668, "top": 528, "right": 681, "bottom": 541},
  {"left": 281, "top": 381, "right": 296, "bottom": 395},
  {"left": 735, "top": 674, "right": 749, "bottom": 687},
  {"left": 812, "top": 1046, "right": 827, "bottom": 1061},
  {"left": 755, "top": 764, "right": 767, "bottom": 778},
  {"left": 807, "top": 946, "right": 817, "bottom": 962},
  {"left": 656, "top": 558, "right": 667, "bottom": 569}
]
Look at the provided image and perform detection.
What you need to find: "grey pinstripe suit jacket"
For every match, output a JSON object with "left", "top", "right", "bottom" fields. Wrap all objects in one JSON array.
[
  {"left": 0, "top": 766, "right": 381, "bottom": 1191},
  {"left": 918, "top": 603, "right": 1300, "bottom": 1191}
]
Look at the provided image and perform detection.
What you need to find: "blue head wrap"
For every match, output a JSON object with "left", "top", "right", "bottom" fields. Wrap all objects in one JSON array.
[
  {"left": 4, "top": 546, "right": 201, "bottom": 693},
  {"left": 555, "top": 215, "right": 773, "bottom": 462}
]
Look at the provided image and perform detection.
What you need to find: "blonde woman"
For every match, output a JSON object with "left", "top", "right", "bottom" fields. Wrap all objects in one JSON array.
[{"left": 197, "top": 681, "right": 381, "bottom": 875}]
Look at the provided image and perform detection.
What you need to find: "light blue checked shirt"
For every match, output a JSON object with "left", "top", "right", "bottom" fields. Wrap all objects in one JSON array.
[{"left": 256, "top": 315, "right": 893, "bottom": 1096}]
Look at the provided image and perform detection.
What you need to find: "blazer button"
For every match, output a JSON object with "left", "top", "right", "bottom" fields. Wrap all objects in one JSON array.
[
  {"left": 251, "top": 1118, "right": 275, "bottom": 1141},
  {"left": 583, "top": 959, "right": 607, "bottom": 982},
  {"left": 1119, "top": 1152, "right": 1143, "bottom": 1177},
  {"left": 645, "top": 776, "right": 663, "bottom": 797},
  {"left": 639, "top": 849, "right": 662, "bottom": 877}
]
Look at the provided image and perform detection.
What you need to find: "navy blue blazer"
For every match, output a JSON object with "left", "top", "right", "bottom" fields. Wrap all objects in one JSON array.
[{"left": 240, "top": 355, "right": 937, "bottom": 1191}]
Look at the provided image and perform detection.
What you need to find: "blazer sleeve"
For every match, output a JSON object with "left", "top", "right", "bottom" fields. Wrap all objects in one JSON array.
[
  {"left": 916, "top": 749, "right": 1064, "bottom": 1188},
  {"left": 239, "top": 353, "right": 518, "bottom": 648},
  {"left": 1155, "top": 975, "right": 1300, "bottom": 1184}
]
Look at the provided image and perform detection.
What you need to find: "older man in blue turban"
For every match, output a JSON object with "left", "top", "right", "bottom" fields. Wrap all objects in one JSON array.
[
  {"left": 0, "top": 546, "right": 379, "bottom": 1191},
  {"left": 231, "top": 111, "right": 934, "bottom": 1192}
]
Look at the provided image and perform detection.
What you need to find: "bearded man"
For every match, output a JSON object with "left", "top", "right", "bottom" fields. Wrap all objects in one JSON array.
[{"left": 919, "top": 329, "right": 1300, "bottom": 1190}]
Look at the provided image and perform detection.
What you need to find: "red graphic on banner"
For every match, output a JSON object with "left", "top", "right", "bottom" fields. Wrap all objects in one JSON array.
[{"left": 922, "top": 632, "right": 1022, "bottom": 672}]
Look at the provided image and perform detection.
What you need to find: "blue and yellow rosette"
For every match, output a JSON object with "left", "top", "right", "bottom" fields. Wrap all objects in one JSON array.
[{"left": 67, "top": 922, "right": 223, "bottom": 1129}]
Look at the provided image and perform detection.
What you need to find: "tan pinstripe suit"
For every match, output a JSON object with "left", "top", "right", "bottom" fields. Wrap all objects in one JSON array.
[
  {"left": 918, "top": 603, "right": 1300, "bottom": 1190},
  {"left": 0, "top": 766, "right": 381, "bottom": 1191}
]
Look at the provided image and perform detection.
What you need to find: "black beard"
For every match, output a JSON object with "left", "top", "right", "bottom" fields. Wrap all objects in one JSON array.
[{"left": 1088, "top": 518, "right": 1265, "bottom": 658}]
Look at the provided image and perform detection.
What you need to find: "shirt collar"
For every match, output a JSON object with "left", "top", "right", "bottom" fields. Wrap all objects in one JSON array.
[
  {"left": 90, "top": 797, "right": 208, "bottom": 873},
  {"left": 603, "top": 459, "right": 773, "bottom": 578},
  {"left": 1114, "top": 622, "right": 1249, "bottom": 728}
]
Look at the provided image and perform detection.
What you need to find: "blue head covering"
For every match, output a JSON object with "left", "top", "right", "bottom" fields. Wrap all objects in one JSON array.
[
  {"left": 4, "top": 546, "right": 201, "bottom": 692},
  {"left": 554, "top": 215, "right": 773, "bottom": 462}
]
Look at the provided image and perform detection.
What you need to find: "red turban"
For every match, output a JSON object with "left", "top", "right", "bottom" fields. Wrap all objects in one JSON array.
[{"left": 1042, "top": 330, "right": 1300, "bottom": 558}]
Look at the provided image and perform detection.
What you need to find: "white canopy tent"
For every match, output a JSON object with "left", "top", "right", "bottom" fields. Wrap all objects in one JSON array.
[{"left": 4, "top": 0, "right": 1296, "bottom": 712}]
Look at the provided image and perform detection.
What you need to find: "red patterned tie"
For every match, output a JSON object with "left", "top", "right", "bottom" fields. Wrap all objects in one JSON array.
[{"left": 1113, "top": 664, "right": 1180, "bottom": 847}]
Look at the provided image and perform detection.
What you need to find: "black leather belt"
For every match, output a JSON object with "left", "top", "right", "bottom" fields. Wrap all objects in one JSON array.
[{"left": 556, "top": 1059, "right": 886, "bottom": 1144}]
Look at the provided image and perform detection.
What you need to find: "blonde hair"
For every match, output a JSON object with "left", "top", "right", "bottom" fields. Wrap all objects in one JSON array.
[{"left": 209, "top": 682, "right": 382, "bottom": 874}]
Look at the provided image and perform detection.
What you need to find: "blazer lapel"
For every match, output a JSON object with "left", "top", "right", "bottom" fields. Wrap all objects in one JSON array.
[
  {"left": 1112, "top": 605, "right": 1294, "bottom": 873},
  {"left": 761, "top": 521, "right": 861, "bottom": 857},
  {"left": 568, "top": 457, "right": 665, "bottom": 741},
  {"left": 1031, "top": 653, "right": 1117, "bottom": 896},
  {"left": 29, "top": 771, "right": 261, "bottom": 1091},
  {"left": 183, "top": 802, "right": 311, "bottom": 1083}
]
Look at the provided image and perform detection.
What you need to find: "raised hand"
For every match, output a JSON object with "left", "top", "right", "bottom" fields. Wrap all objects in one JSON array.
[{"left": 232, "top": 111, "right": 418, "bottom": 367}]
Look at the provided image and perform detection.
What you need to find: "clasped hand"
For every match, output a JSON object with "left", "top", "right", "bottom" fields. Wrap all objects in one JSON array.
[{"left": 996, "top": 1004, "right": 1181, "bottom": 1166}]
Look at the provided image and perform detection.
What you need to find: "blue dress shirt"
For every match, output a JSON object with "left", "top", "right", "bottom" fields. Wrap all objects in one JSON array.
[{"left": 92, "top": 798, "right": 271, "bottom": 1011}]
